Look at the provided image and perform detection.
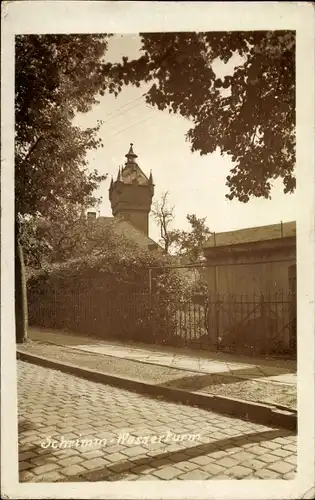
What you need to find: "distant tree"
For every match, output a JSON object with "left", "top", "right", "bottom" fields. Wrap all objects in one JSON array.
[
  {"left": 15, "top": 34, "right": 121, "bottom": 342},
  {"left": 175, "top": 214, "right": 212, "bottom": 263},
  {"left": 113, "top": 31, "right": 295, "bottom": 202},
  {"left": 151, "top": 191, "right": 178, "bottom": 254}
]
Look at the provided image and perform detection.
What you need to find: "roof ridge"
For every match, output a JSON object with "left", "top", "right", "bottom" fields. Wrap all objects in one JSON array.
[
  {"left": 214, "top": 220, "right": 296, "bottom": 235},
  {"left": 204, "top": 221, "right": 296, "bottom": 248}
]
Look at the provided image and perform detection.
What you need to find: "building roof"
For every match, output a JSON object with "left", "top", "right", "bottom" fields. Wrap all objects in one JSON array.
[
  {"left": 204, "top": 221, "right": 296, "bottom": 248},
  {"left": 97, "top": 216, "right": 161, "bottom": 251}
]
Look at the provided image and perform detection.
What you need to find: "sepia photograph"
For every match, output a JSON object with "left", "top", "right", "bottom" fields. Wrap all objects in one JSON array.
[{"left": 1, "top": 1, "right": 315, "bottom": 499}]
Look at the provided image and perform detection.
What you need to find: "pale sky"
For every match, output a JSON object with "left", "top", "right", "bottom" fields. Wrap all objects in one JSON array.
[{"left": 74, "top": 34, "right": 296, "bottom": 244}]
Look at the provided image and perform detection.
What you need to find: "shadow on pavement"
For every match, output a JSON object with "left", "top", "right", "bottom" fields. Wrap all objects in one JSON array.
[
  {"left": 161, "top": 367, "right": 295, "bottom": 390},
  {"left": 61, "top": 427, "right": 295, "bottom": 482},
  {"left": 18, "top": 418, "right": 39, "bottom": 433}
]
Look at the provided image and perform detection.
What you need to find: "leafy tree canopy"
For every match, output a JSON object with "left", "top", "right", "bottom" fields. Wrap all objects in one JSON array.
[
  {"left": 15, "top": 34, "right": 122, "bottom": 217},
  {"left": 20, "top": 205, "right": 140, "bottom": 270},
  {"left": 112, "top": 31, "right": 295, "bottom": 202}
]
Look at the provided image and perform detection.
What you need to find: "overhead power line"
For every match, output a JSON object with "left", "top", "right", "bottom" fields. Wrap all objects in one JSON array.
[
  {"left": 109, "top": 113, "right": 155, "bottom": 138},
  {"left": 103, "top": 92, "right": 146, "bottom": 120},
  {"left": 102, "top": 99, "right": 146, "bottom": 125}
]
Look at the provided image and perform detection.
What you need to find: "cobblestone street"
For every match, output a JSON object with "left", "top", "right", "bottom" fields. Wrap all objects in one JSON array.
[{"left": 18, "top": 361, "right": 297, "bottom": 482}]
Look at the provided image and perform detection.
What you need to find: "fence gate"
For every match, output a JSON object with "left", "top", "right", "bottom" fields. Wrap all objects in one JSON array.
[
  {"left": 208, "top": 291, "right": 297, "bottom": 356},
  {"left": 148, "top": 266, "right": 212, "bottom": 348}
]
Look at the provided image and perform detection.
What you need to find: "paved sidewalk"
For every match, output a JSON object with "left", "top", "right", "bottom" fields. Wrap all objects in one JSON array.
[
  {"left": 29, "top": 327, "right": 296, "bottom": 386},
  {"left": 18, "top": 361, "right": 297, "bottom": 482}
]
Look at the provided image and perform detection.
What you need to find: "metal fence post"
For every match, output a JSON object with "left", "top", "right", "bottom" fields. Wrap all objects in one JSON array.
[
  {"left": 215, "top": 299, "right": 220, "bottom": 351},
  {"left": 260, "top": 292, "right": 266, "bottom": 352},
  {"left": 149, "top": 268, "right": 153, "bottom": 340},
  {"left": 213, "top": 265, "right": 221, "bottom": 351}
]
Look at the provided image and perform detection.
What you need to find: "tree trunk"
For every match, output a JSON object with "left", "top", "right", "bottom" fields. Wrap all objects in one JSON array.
[{"left": 15, "top": 220, "right": 28, "bottom": 344}]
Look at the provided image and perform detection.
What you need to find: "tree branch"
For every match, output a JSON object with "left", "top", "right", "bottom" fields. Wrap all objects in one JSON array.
[{"left": 20, "top": 136, "right": 44, "bottom": 166}]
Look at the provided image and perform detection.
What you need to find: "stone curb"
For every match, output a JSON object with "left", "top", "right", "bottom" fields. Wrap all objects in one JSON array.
[{"left": 17, "top": 350, "right": 297, "bottom": 432}]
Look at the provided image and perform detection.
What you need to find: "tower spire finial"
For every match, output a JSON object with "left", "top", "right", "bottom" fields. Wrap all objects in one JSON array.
[{"left": 125, "top": 143, "right": 138, "bottom": 163}]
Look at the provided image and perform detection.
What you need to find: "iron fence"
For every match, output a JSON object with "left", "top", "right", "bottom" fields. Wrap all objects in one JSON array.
[
  {"left": 28, "top": 284, "right": 296, "bottom": 357},
  {"left": 29, "top": 289, "right": 151, "bottom": 342}
]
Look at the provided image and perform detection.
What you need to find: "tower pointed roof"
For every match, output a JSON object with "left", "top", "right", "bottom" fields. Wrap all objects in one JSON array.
[
  {"left": 125, "top": 143, "right": 138, "bottom": 163},
  {"left": 111, "top": 145, "right": 153, "bottom": 188}
]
